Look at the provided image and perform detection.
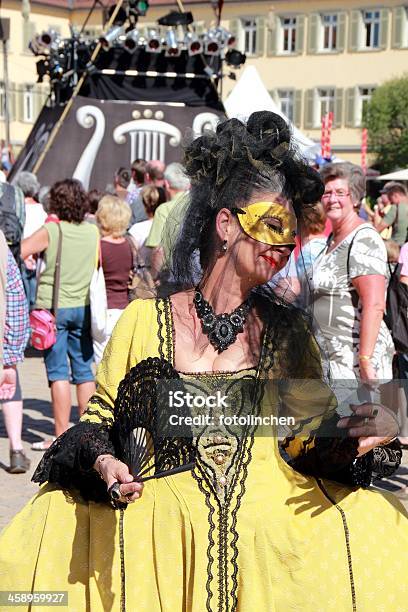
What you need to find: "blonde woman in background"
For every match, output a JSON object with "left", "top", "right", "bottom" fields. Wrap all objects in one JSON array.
[
  {"left": 128, "top": 185, "right": 166, "bottom": 248},
  {"left": 94, "top": 195, "right": 134, "bottom": 364}
]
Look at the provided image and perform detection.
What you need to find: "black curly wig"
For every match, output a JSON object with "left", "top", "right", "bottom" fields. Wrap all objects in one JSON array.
[{"left": 165, "top": 111, "right": 324, "bottom": 289}]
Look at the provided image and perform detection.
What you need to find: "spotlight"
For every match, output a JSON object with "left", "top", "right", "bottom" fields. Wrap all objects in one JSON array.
[
  {"left": 99, "top": 25, "right": 125, "bottom": 50},
  {"left": 225, "top": 48, "right": 246, "bottom": 68},
  {"left": 214, "top": 26, "right": 236, "bottom": 47},
  {"left": 185, "top": 33, "right": 202, "bottom": 56},
  {"left": 124, "top": 29, "right": 140, "bottom": 53},
  {"left": 29, "top": 31, "right": 59, "bottom": 55},
  {"left": 146, "top": 29, "right": 162, "bottom": 53},
  {"left": 165, "top": 29, "right": 181, "bottom": 57},
  {"left": 39, "top": 30, "right": 58, "bottom": 47},
  {"left": 204, "top": 32, "right": 220, "bottom": 56}
]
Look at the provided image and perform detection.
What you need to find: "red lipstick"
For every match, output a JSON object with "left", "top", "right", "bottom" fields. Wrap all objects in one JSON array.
[{"left": 260, "top": 255, "right": 276, "bottom": 267}]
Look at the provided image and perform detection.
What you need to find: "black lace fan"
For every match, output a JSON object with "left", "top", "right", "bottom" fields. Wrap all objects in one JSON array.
[{"left": 111, "top": 357, "right": 196, "bottom": 481}]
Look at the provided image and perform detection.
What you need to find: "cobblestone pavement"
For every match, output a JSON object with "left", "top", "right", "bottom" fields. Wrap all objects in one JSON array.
[{"left": 0, "top": 354, "right": 407, "bottom": 532}]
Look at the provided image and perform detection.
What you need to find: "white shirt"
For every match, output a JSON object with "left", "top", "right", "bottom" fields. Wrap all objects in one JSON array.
[
  {"left": 23, "top": 201, "right": 47, "bottom": 239},
  {"left": 128, "top": 219, "right": 153, "bottom": 248}
]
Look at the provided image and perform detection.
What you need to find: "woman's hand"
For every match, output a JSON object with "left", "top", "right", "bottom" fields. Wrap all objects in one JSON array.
[
  {"left": 0, "top": 366, "right": 17, "bottom": 400},
  {"left": 337, "top": 403, "right": 399, "bottom": 457},
  {"left": 358, "top": 358, "right": 378, "bottom": 384},
  {"left": 94, "top": 455, "right": 144, "bottom": 503}
]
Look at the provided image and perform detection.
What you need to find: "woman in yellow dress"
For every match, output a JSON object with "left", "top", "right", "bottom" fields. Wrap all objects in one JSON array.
[{"left": 0, "top": 112, "right": 407, "bottom": 612}]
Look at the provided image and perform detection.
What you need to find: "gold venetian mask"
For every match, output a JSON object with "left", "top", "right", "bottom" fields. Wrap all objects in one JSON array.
[{"left": 234, "top": 202, "right": 297, "bottom": 248}]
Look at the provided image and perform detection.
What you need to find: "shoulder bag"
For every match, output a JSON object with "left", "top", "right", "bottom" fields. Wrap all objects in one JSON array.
[
  {"left": 29, "top": 224, "right": 62, "bottom": 350},
  {"left": 126, "top": 234, "right": 156, "bottom": 301},
  {"left": 89, "top": 238, "right": 108, "bottom": 342}
]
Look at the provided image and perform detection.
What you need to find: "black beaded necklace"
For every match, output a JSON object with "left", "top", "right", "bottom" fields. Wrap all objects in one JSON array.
[{"left": 193, "top": 288, "right": 253, "bottom": 353}]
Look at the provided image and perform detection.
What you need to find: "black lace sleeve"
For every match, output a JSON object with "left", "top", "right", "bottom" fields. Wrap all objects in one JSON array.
[
  {"left": 372, "top": 441, "right": 402, "bottom": 480},
  {"left": 281, "top": 415, "right": 402, "bottom": 488},
  {"left": 32, "top": 421, "right": 115, "bottom": 503}
]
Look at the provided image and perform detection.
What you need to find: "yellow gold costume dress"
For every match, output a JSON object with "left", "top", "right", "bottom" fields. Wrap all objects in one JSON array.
[{"left": 0, "top": 298, "right": 407, "bottom": 612}]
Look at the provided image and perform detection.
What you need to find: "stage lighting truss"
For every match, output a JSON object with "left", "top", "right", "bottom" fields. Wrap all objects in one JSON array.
[{"left": 27, "top": 14, "right": 244, "bottom": 90}]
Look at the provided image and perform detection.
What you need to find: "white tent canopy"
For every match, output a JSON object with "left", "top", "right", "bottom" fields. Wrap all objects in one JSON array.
[
  {"left": 224, "top": 66, "right": 317, "bottom": 153},
  {"left": 378, "top": 169, "right": 408, "bottom": 180}
]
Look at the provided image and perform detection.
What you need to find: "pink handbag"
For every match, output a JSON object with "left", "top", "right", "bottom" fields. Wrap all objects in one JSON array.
[
  {"left": 30, "top": 225, "right": 62, "bottom": 351},
  {"left": 29, "top": 309, "right": 56, "bottom": 350}
]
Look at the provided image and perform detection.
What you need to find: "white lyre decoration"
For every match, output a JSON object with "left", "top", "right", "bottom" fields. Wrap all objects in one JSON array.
[
  {"left": 192, "top": 112, "right": 220, "bottom": 137},
  {"left": 72, "top": 105, "right": 106, "bottom": 190},
  {"left": 113, "top": 118, "right": 182, "bottom": 163}
]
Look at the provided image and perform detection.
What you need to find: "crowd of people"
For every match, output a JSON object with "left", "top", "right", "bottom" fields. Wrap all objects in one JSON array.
[
  {"left": 0, "top": 111, "right": 407, "bottom": 609},
  {"left": 0, "top": 135, "right": 408, "bottom": 472},
  {"left": 0, "top": 158, "right": 192, "bottom": 469}
]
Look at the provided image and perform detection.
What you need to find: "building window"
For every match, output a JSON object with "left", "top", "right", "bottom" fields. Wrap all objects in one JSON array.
[
  {"left": 322, "top": 14, "right": 338, "bottom": 50},
  {"left": 363, "top": 10, "right": 380, "bottom": 48},
  {"left": 242, "top": 19, "right": 257, "bottom": 55},
  {"left": 358, "top": 86, "right": 375, "bottom": 123},
  {"left": 317, "top": 88, "right": 335, "bottom": 123},
  {"left": 0, "top": 83, "right": 5, "bottom": 120},
  {"left": 282, "top": 17, "right": 297, "bottom": 53},
  {"left": 23, "top": 85, "right": 34, "bottom": 122},
  {"left": 277, "top": 90, "right": 294, "bottom": 122}
]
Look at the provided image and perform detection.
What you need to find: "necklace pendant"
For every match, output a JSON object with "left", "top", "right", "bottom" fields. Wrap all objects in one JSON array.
[{"left": 193, "top": 288, "right": 253, "bottom": 354}]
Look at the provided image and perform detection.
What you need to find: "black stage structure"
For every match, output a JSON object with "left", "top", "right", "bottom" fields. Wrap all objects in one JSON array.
[{"left": 9, "top": 1, "right": 238, "bottom": 190}]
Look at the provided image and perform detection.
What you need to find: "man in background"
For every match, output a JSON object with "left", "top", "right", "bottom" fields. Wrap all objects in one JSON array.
[
  {"left": 113, "top": 167, "right": 132, "bottom": 201},
  {"left": 145, "top": 160, "right": 166, "bottom": 189},
  {"left": 374, "top": 182, "right": 408, "bottom": 246},
  {"left": 145, "top": 162, "right": 190, "bottom": 281},
  {"left": 0, "top": 179, "right": 25, "bottom": 266},
  {"left": 0, "top": 231, "right": 31, "bottom": 473},
  {"left": 129, "top": 160, "right": 166, "bottom": 225},
  {"left": 128, "top": 159, "right": 146, "bottom": 195}
]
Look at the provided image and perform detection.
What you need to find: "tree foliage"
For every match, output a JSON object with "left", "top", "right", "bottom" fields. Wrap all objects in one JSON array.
[{"left": 363, "top": 74, "right": 408, "bottom": 172}]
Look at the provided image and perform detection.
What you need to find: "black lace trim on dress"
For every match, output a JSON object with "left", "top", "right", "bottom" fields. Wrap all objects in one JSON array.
[
  {"left": 32, "top": 421, "right": 115, "bottom": 503},
  {"left": 163, "top": 297, "right": 174, "bottom": 365},
  {"left": 156, "top": 298, "right": 166, "bottom": 360},
  {"left": 119, "top": 509, "right": 126, "bottom": 612},
  {"left": 85, "top": 395, "right": 114, "bottom": 421},
  {"left": 189, "top": 308, "right": 274, "bottom": 612},
  {"left": 316, "top": 479, "right": 357, "bottom": 612},
  {"left": 83, "top": 408, "right": 114, "bottom": 425},
  {"left": 192, "top": 464, "right": 218, "bottom": 611}
]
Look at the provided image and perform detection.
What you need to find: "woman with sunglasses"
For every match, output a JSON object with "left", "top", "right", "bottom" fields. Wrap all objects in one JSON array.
[{"left": 313, "top": 162, "right": 394, "bottom": 388}]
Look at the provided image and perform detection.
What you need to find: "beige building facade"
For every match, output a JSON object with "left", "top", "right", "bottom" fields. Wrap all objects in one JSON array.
[
  {"left": 0, "top": 0, "right": 70, "bottom": 149},
  {"left": 1, "top": 0, "right": 408, "bottom": 163}
]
